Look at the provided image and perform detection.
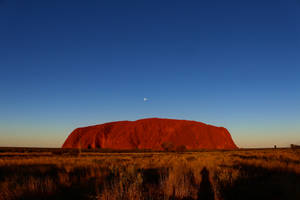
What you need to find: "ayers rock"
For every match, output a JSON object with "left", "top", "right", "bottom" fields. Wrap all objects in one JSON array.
[{"left": 62, "top": 118, "right": 238, "bottom": 150}]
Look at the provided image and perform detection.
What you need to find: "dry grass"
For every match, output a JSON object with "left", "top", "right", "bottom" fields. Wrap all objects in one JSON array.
[{"left": 0, "top": 149, "right": 299, "bottom": 200}]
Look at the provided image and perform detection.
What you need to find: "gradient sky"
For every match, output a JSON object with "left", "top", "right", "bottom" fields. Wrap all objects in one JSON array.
[{"left": 0, "top": 0, "right": 299, "bottom": 148}]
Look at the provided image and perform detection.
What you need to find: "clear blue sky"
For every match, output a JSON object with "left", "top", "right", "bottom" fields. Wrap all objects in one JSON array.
[{"left": 0, "top": 0, "right": 299, "bottom": 148}]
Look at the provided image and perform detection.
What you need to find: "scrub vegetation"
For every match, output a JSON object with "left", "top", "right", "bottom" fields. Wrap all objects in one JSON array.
[{"left": 0, "top": 148, "right": 299, "bottom": 200}]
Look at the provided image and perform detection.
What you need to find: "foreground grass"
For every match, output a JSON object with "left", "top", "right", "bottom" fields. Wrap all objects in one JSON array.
[{"left": 0, "top": 149, "right": 299, "bottom": 200}]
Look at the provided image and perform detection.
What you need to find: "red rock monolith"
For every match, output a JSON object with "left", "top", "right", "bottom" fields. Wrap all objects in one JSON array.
[{"left": 62, "top": 118, "right": 238, "bottom": 150}]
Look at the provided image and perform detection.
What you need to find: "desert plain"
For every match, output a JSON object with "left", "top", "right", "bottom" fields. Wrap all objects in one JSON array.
[{"left": 0, "top": 148, "right": 299, "bottom": 200}]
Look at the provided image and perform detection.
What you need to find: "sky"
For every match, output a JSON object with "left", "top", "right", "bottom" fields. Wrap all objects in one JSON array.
[{"left": 0, "top": 0, "right": 299, "bottom": 148}]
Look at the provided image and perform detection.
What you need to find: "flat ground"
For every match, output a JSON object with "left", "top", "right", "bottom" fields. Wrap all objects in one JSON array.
[{"left": 0, "top": 148, "right": 299, "bottom": 200}]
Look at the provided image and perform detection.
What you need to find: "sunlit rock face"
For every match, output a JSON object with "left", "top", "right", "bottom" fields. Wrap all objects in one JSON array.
[{"left": 62, "top": 118, "right": 238, "bottom": 150}]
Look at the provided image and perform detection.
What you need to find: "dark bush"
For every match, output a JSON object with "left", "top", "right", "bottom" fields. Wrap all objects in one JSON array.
[
  {"left": 161, "top": 142, "right": 174, "bottom": 151},
  {"left": 176, "top": 145, "right": 187, "bottom": 152}
]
